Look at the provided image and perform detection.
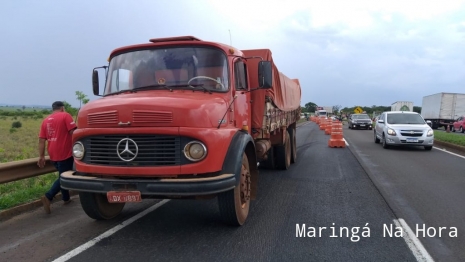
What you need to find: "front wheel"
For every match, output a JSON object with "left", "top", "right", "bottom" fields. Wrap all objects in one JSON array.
[
  {"left": 424, "top": 146, "right": 433, "bottom": 151},
  {"left": 79, "top": 192, "right": 125, "bottom": 220},
  {"left": 460, "top": 127, "right": 464, "bottom": 133},
  {"left": 382, "top": 134, "right": 390, "bottom": 149},
  {"left": 218, "top": 153, "right": 251, "bottom": 226},
  {"left": 374, "top": 131, "right": 380, "bottom": 143}
]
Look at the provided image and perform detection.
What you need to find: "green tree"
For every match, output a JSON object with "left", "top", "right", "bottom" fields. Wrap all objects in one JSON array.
[
  {"left": 75, "top": 91, "right": 90, "bottom": 108},
  {"left": 63, "top": 101, "right": 78, "bottom": 116},
  {"left": 332, "top": 105, "right": 342, "bottom": 115},
  {"left": 304, "top": 102, "right": 317, "bottom": 113}
]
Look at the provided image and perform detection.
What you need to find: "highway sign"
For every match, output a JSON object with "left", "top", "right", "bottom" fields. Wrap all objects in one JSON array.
[{"left": 354, "top": 107, "right": 363, "bottom": 113}]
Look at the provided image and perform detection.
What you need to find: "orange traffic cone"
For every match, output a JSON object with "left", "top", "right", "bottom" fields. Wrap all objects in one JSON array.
[
  {"left": 319, "top": 118, "right": 327, "bottom": 130},
  {"left": 325, "top": 120, "right": 333, "bottom": 135},
  {"left": 328, "top": 122, "right": 346, "bottom": 148}
]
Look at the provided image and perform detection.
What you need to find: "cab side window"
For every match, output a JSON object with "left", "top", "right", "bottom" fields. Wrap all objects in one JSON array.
[{"left": 234, "top": 60, "right": 248, "bottom": 90}]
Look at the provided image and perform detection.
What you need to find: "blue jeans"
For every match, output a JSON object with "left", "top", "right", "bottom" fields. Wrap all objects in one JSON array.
[{"left": 45, "top": 156, "right": 74, "bottom": 202}]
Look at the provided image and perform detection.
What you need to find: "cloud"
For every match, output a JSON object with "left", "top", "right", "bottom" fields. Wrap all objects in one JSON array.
[{"left": 0, "top": 0, "right": 464, "bottom": 109}]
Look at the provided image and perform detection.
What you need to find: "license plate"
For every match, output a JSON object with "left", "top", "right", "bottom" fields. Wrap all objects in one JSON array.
[
  {"left": 406, "top": 138, "right": 418, "bottom": 143},
  {"left": 107, "top": 191, "right": 142, "bottom": 203},
  {"left": 360, "top": 124, "right": 365, "bottom": 126}
]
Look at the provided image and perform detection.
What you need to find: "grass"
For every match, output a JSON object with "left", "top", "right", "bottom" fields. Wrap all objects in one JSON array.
[
  {"left": 0, "top": 116, "right": 58, "bottom": 211},
  {"left": 0, "top": 173, "right": 58, "bottom": 210},
  {"left": 434, "top": 131, "right": 465, "bottom": 147}
]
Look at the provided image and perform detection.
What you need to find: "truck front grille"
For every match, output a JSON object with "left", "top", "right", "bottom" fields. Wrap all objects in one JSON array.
[{"left": 82, "top": 135, "right": 180, "bottom": 166}]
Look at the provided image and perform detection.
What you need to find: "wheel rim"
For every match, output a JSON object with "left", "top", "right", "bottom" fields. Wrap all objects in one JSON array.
[{"left": 239, "top": 158, "right": 251, "bottom": 208}]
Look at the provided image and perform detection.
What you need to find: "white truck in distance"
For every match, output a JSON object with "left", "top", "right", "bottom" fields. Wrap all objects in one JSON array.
[
  {"left": 421, "top": 92, "right": 465, "bottom": 129},
  {"left": 391, "top": 101, "right": 413, "bottom": 112}
]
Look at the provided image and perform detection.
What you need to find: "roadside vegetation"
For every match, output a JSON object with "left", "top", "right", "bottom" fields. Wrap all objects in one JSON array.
[
  {"left": 434, "top": 131, "right": 465, "bottom": 147},
  {"left": 0, "top": 92, "right": 88, "bottom": 211}
]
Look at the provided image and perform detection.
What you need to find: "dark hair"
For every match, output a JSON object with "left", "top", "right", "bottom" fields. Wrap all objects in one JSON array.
[{"left": 52, "top": 101, "right": 65, "bottom": 110}]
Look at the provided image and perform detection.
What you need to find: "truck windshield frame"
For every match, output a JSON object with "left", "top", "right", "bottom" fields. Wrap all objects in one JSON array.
[{"left": 104, "top": 46, "right": 230, "bottom": 95}]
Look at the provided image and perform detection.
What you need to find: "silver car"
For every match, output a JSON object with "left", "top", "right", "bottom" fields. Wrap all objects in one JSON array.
[{"left": 374, "top": 111, "right": 434, "bottom": 150}]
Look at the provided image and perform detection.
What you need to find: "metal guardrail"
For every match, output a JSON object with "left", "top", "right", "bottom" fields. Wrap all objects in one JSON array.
[{"left": 0, "top": 157, "right": 56, "bottom": 184}]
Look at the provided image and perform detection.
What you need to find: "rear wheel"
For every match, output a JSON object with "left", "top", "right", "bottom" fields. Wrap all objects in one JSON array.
[
  {"left": 276, "top": 130, "right": 291, "bottom": 170},
  {"left": 79, "top": 192, "right": 125, "bottom": 220},
  {"left": 289, "top": 127, "right": 297, "bottom": 164},
  {"left": 218, "top": 153, "right": 251, "bottom": 226},
  {"left": 451, "top": 126, "right": 455, "bottom": 132},
  {"left": 260, "top": 147, "right": 275, "bottom": 169}
]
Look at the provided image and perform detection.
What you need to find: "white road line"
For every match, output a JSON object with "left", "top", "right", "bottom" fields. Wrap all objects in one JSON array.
[
  {"left": 52, "top": 199, "right": 170, "bottom": 262},
  {"left": 433, "top": 147, "right": 465, "bottom": 160},
  {"left": 343, "top": 138, "right": 349, "bottom": 146},
  {"left": 394, "top": 218, "right": 434, "bottom": 262}
]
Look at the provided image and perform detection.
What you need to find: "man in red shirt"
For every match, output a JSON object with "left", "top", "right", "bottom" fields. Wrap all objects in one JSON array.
[{"left": 38, "top": 101, "right": 77, "bottom": 214}]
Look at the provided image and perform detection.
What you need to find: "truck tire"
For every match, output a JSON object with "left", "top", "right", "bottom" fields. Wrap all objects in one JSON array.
[
  {"left": 79, "top": 192, "right": 125, "bottom": 220},
  {"left": 218, "top": 153, "right": 251, "bottom": 226},
  {"left": 289, "top": 126, "right": 297, "bottom": 164},
  {"left": 276, "top": 130, "right": 291, "bottom": 170},
  {"left": 260, "top": 146, "right": 275, "bottom": 169}
]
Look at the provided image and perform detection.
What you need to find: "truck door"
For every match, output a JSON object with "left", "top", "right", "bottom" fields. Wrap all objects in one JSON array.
[{"left": 233, "top": 58, "right": 250, "bottom": 131}]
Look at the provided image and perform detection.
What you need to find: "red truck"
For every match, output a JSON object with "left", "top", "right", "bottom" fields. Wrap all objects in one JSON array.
[{"left": 61, "top": 36, "right": 301, "bottom": 226}]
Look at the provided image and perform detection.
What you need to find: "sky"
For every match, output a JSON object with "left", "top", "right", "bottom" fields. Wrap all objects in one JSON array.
[{"left": 1, "top": 0, "right": 464, "bottom": 109}]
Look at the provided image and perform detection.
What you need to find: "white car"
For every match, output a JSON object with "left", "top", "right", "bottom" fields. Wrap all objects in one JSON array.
[{"left": 374, "top": 111, "right": 434, "bottom": 150}]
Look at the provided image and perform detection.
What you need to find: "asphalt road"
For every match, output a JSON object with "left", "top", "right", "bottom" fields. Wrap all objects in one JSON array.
[
  {"left": 2, "top": 121, "right": 454, "bottom": 262},
  {"left": 344, "top": 124, "right": 465, "bottom": 262}
]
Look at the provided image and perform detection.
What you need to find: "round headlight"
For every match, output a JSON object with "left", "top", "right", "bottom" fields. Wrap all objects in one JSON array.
[
  {"left": 73, "top": 142, "right": 85, "bottom": 160},
  {"left": 183, "top": 141, "right": 207, "bottom": 161}
]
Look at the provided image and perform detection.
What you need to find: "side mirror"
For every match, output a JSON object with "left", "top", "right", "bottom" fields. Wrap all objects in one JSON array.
[
  {"left": 258, "top": 61, "right": 272, "bottom": 88},
  {"left": 378, "top": 119, "right": 384, "bottom": 123},
  {"left": 92, "top": 70, "right": 99, "bottom": 96},
  {"left": 426, "top": 120, "right": 432, "bottom": 127}
]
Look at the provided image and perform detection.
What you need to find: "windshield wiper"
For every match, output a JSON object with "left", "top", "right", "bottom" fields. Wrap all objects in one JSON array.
[
  {"left": 166, "top": 84, "right": 212, "bottom": 94},
  {"left": 133, "top": 84, "right": 173, "bottom": 92}
]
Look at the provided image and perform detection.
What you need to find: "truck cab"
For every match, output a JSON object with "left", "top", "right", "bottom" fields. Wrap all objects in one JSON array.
[{"left": 61, "top": 36, "right": 274, "bottom": 226}]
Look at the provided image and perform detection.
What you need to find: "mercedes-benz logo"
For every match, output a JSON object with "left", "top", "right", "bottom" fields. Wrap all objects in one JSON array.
[{"left": 116, "top": 138, "right": 138, "bottom": 162}]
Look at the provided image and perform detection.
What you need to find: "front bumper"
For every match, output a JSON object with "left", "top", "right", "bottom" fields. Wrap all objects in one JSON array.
[
  {"left": 60, "top": 171, "right": 236, "bottom": 196},
  {"left": 352, "top": 123, "right": 372, "bottom": 129},
  {"left": 385, "top": 135, "right": 434, "bottom": 146}
]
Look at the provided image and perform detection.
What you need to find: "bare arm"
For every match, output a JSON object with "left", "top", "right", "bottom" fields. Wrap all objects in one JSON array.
[{"left": 38, "top": 138, "right": 47, "bottom": 168}]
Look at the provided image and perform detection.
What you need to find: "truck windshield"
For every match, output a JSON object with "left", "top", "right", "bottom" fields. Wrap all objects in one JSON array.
[{"left": 104, "top": 47, "right": 229, "bottom": 95}]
